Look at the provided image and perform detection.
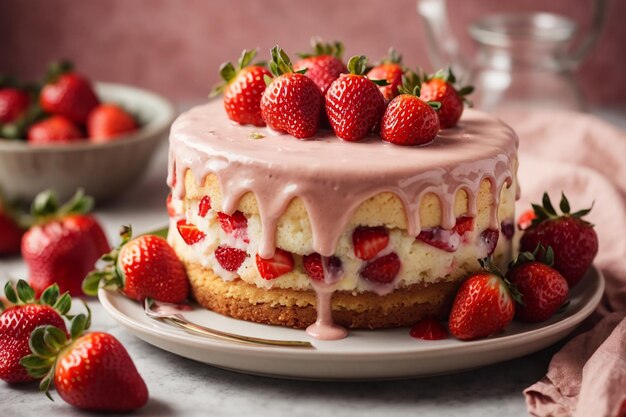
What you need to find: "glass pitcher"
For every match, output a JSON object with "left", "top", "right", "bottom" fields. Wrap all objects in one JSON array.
[{"left": 417, "top": 0, "right": 608, "bottom": 112}]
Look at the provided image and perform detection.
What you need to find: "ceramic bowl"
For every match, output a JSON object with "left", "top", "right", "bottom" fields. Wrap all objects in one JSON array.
[{"left": 0, "top": 82, "right": 175, "bottom": 202}]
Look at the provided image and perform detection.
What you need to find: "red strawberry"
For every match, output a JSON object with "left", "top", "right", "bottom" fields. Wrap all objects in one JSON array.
[
  {"left": 39, "top": 61, "right": 100, "bottom": 124},
  {"left": 380, "top": 70, "right": 440, "bottom": 146},
  {"left": 0, "top": 87, "right": 30, "bottom": 123},
  {"left": 83, "top": 225, "right": 189, "bottom": 303},
  {"left": 517, "top": 209, "right": 536, "bottom": 231},
  {"left": 448, "top": 259, "right": 516, "bottom": 341},
  {"left": 417, "top": 216, "right": 474, "bottom": 252},
  {"left": 211, "top": 49, "right": 272, "bottom": 127},
  {"left": 215, "top": 246, "right": 247, "bottom": 272},
  {"left": 27, "top": 115, "right": 83, "bottom": 145},
  {"left": 0, "top": 196, "right": 25, "bottom": 255},
  {"left": 325, "top": 55, "right": 386, "bottom": 141},
  {"left": 260, "top": 46, "right": 323, "bottom": 139},
  {"left": 176, "top": 219, "right": 206, "bottom": 245},
  {"left": 22, "top": 317, "right": 148, "bottom": 412},
  {"left": 0, "top": 280, "right": 71, "bottom": 383},
  {"left": 419, "top": 68, "right": 473, "bottom": 129},
  {"left": 506, "top": 247, "right": 569, "bottom": 323},
  {"left": 366, "top": 48, "right": 404, "bottom": 100},
  {"left": 293, "top": 39, "right": 347, "bottom": 94},
  {"left": 360, "top": 252, "right": 401, "bottom": 284},
  {"left": 410, "top": 318, "right": 448, "bottom": 340},
  {"left": 519, "top": 193, "right": 598, "bottom": 287},
  {"left": 198, "top": 195, "right": 212, "bottom": 217},
  {"left": 217, "top": 210, "right": 247, "bottom": 233},
  {"left": 255, "top": 248, "right": 294, "bottom": 280},
  {"left": 87, "top": 103, "right": 137, "bottom": 142},
  {"left": 302, "top": 253, "right": 342, "bottom": 281},
  {"left": 22, "top": 190, "right": 110, "bottom": 297},
  {"left": 352, "top": 226, "right": 389, "bottom": 260}
]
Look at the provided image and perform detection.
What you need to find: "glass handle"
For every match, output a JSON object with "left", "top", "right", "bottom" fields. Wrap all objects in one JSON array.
[{"left": 562, "top": 0, "right": 608, "bottom": 69}]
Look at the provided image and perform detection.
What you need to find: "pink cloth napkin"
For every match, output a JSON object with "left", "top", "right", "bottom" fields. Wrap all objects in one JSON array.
[{"left": 497, "top": 109, "right": 626, "bottom": 417}]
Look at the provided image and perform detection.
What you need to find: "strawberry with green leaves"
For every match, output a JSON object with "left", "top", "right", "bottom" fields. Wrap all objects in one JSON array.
[
  {"left": 506, "top": 245, "right": 569, "bottom": 323},
  {"left": 419, "top": 68, "right": 473, "bottom": 128},
  {"left": 21, "top": 309, "right": 148, "bottom": 412},
  {"left": 211, "top": 49, "right": 272, "bottom": 127},
  {"left": 380, "top": 70, "right": 441, "bottom": 146},
  {"left": 261, "top": 46, "right": 324, "bottom": 139},
  {"left": 22, "top": 189, "right": 110, "bottom": 297},
  {"left": 448, "top": 258, "right": 519, "bottom": 340},
  {"left": 0, "top": 280, "right": 71, "bottom": 383},
  {"left": 294, "top": 39, "right": 347, "bottom": 94},
  {"left": 83, "top": 225, "right": 189, "bottom": 303},
  {"left": 519, "top": 193, "right": 598, "bottom": 287},
  {"left": 325, "top": 55, "right": 387, "bottom": 141},
  {"left": 39, "top": 61, "right": 100, "bottom": 125},
  {"left": 366, "top": 48, "right": 405, "bottom": 100}
]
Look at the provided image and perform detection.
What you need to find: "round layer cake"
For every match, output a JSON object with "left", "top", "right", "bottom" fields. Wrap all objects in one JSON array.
[{"left": 167, "top": 100, "right": 519, "bottom": 336}]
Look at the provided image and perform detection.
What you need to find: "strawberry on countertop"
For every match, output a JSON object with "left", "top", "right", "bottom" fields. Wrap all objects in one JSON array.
[
  {"left": 27, "top": 115, "right": 83, "bottom": 145},
  {"left": 21, "top": 310, "right": 148, "bottom": 412},
  {"left": 261, "top": 46, "right": 324, "bottom": 139},
  {"left": 448, "top": 258, "right": 518, "bottom": 341},
  {"left": 506, "top": 245, "right": 569, "bottom": 323},
  {"left": 380, "top": 70, "right": 440, "bottom": 146},
  {"left": 419, "top": 68, "right": 473, "bottom": 129},
  {"left": 211, "top": 49, "right": 272, "bottom": 127},
  {"left": 22, "top": 189, "right": 110, "bottom": 297},
  {"left": 519, "top": 192, "right": 598, "bottom": 287},
  {"left": 325, "top": 55, "right": 387, "bottom": 141},
  {"left": 294, "top": 39, "right": 347, "bottom": 95},
  {"left": 366, "top": 48, "right": 405, "bottom": 100},
  {"left": 0, "top": 280, "right": 71, "bottom": 383},
  {"left": 39, "top": 61, "right": 100, "bottom": 125},
  {"left": 87, "top": 103, "right": 137, "bottom": 143},
  {"left": 83, "top": 225, "right": 189, "bottom": 303}
]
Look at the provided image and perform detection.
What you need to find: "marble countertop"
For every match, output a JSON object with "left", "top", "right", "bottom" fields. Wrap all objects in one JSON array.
[{"left": 2, "top": 107, "right": 624, "bottom": 416}]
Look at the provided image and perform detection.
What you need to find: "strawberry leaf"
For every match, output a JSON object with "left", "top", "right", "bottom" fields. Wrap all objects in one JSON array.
[
  {"left": 4, "top": 281, "right": 18, "bottom": 304},
  {"left": 70, "top": 313, "right": 89, "bottom": 340},
  {"left": 219, "top": 62, "right": 237, "bottom": 83},
  {"left": 428, "top": 101, "right": 442, "bottom": 110},
  {"left": 347, "top": 55, "right": 368, "bottom": 76},
  {"left": 53, "top": 293, "right": 72, "bottom": 316},
  {"left": 40, "top": 284, "right": 59, "bottom": 306},
  {"left": 559, "top": 192, "right": 571, "bottom": 214},
  {"left": 458, "top": 85, "right": 474, "bottom": 96},
  {"left": 16, "top": 279, "right": 35, "bottom": 304},
  {"left": 237, "top": 49, "right": 257, "bottom": 70}
]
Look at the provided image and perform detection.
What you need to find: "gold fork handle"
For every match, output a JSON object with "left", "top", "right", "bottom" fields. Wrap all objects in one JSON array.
[{"left": 165, "top": 316, "right": 314, "bottom": 349}]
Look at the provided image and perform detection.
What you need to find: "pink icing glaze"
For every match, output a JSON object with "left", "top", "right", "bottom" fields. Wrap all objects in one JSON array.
[
  {"left": 167, "top": 100, "right": 519, "bottom": 340},
  {"left": 306, "top": 256, "right": 348, "bottom": 340}
]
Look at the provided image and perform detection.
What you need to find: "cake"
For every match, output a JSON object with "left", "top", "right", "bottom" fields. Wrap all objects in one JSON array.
[{"left": 166, "top": 99, "right": 519, "bottom": 339}]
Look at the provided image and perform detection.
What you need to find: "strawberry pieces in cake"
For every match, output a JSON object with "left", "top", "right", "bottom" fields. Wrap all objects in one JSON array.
[
  {"left": 217, "top": 210, "right": 249, "bottom": 243},
  {"left": 176, "top": 219, "right": 206, "bottom": 245},
  {"left": 352, "top": 226, "right": 389, "bottom": 260},
  {"left": 366, "top": 48, "right": 405, "bottom": 100},
  {"left": 360, "top": 252, "right": 401, "bottom": 284},
  {"left": 215, "top": 246, "right": 247, "bottom": 272},
  {"left": 211, "top": 49, "right": 272, "bottom": 127},
  {"left": 417, "top": 216, "right": 474, "bottom": 252},
  {"left": 303, "top": 253, "right": 342, "bottom": 282},
  {"left": 255, "top": 248, "right": 294, "bottom": 280},
  {"left": 480, "top": 229, "right": 499, "bottom": 256},
  {"left": 325, "top": 55, "right": 387, "bottom": 142},
  {"left": 198, "top": 196, "right": 212, "bottom": 217},
  {"left": 519, "top": 192, "right": 598, "bottom": 287},
  {"left": 419, "top": 68, "right": 473, "bottom": 129},
  {"left": 294, "top": 39, "right": 347, "bottom": 95},
  {"left": 261, "top": 46, "right": 323, "bottom": 139}
]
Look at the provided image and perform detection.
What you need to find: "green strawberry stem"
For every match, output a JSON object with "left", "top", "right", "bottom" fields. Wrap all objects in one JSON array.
[
  {"left": 2, "top": 279, "right": 72, "bottom": 317},
  {"left": 531, "top": 192, "right": 594, "bottom": 228},
  {"left": 82, "top": 225, "right": 133, "bottom": 296},
  {"left": 477, "top": 257, "right": 524, "bottom": 305},
  {"left": 379, "top": 47, "right": 403, "bottom": 65},
  {"left": 347, "top": 55, "right": 389, "bottom": 86},
  {"left": 210, "top": 49, "right": 261, "bottom": 97},
  {"left": 397, "top": 70, "right": 441, "bottom": 109},
  {"left": 509, "top": 244, "right": 555, "bottom": 269},
  {"left": 30, "top": 188, "right": 94, "bottom": 225},
  {"left": 297, "top": 38, "right": 344, "bottom": 59},
  {"left": 428, "top": 67, "right": 474, "bottom": 104},
  {"left": 21, "top": 304, "right": 91, "bottom": 400},
  {"left": 43, "top": 60, "right": 73, "bottom": 85}
]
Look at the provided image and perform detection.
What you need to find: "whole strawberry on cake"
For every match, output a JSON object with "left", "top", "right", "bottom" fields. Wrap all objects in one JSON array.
[{"left": 167, "top": 44, "right": 519, "bottom": 340}]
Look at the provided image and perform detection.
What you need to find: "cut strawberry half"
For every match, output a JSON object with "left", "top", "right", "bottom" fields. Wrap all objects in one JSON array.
[
  {"left": 417, "top": 216, "right": 473, "bottom": 252},
  {"left": 302, "top": 253, "right": 342, "bottom": 282},
  {"left": 215, "top": 246, "right": 246, "bottom": 271},
  {"left": 176, "top": 219, "right": 206, "bottom": 245},
  {"left": 198, "top": 196, "right": 212, "bottom": 218},
  {"left": 454, "top": 216, "right": 474, "bottom": 235},
  {"left": 410, "top": 318, "right": 448, "bottom": 340},
  {"left": 360, "top": 252, "right": 400, "bottom": 284},
  {"left": 255, "top": 248, "right": 294, "bottom": 280},
  {"left": 480, "top": 229, "right": 499, "bottom": 256},
  {"left": 217, "top": 211, "right": 249, "bottom": 242},
  {"left": 352, "top": 226, "right": 389, "bottom": 260}
]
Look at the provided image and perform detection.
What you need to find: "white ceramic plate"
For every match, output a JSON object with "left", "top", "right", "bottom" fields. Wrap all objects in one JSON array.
[{"left": 99, "top": 267, "right": 604, "bottom": 380}]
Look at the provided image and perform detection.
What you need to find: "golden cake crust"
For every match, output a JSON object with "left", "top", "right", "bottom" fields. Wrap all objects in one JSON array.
[{"left": 185, "top": 260, "right": 459, "bottom": 329}]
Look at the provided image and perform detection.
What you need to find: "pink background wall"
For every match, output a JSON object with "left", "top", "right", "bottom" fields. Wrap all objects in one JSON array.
[{"left": 1, "top": 0, "right": 624, "bottom": 104}]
